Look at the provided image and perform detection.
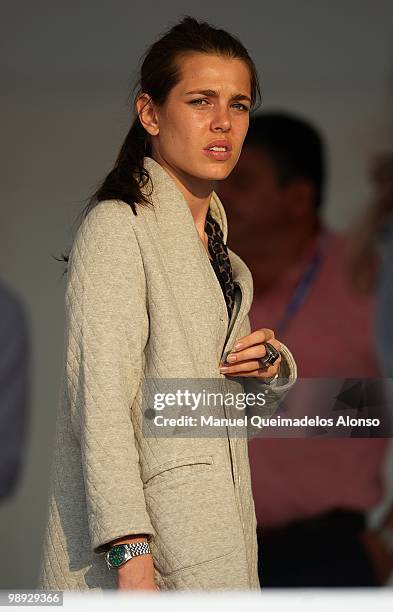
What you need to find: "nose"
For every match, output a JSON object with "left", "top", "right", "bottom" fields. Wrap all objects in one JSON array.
[{"left": 211, "top": 104, "right": 231, "bottom": 132}]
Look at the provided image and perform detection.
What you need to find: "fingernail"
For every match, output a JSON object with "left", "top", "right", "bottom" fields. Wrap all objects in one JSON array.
[
  {"left": 226, "top": 354, "right": 237, "bottom": 362},
  {"left": 219, "top": 366, "right": 229, "bottom": 372},
  {"left": 234, "top": 342, "right": 243, "bottom": 350}
]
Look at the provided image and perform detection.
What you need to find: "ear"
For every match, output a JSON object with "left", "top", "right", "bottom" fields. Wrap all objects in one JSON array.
[
  {"left": 283, "top": 179, "right": 315, "bottom": 219},
  {"left": 136, "top": 93, "right": 160, "bottom": 136}
]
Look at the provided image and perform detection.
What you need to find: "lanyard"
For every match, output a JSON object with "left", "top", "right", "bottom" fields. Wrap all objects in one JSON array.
[{"left": 275, "top": 229, "right": 331, "bottom": 336}]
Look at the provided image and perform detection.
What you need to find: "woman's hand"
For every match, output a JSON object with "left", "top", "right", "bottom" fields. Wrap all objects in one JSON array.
[
  {"left": 219, "top": 328, "right": 281, "bottom": 379},
  {"left": 110, "top": 535, "right": 159, "bottom": 591},
  {"left": 117, "top": 554, "right": 159, "bottom": 591}
]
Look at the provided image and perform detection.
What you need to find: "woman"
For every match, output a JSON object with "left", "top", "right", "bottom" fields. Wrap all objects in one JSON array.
[{"left": 38, "top": 16, "right": 297, "bottom": 592}]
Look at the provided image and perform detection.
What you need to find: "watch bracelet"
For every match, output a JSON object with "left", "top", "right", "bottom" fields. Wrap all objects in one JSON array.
[{"left": 105, "top": 540, "right": 152, "bottom": 569}]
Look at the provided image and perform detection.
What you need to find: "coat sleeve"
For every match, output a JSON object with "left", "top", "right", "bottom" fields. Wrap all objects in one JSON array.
[
  {"left": 235, "top": 314, "right": 298, "bottom": 419},
  {"left": 64, "top": 200, "right": 155, "bottom": 555}
]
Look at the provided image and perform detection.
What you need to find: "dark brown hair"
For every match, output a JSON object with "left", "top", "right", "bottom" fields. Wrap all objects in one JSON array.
[{"left": 58, "top": 16, "right": 261, "bottom": 265}]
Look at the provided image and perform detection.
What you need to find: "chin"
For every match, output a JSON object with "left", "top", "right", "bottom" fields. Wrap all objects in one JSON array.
[
  {"left": 202, "top": 162, "right": 234, "bottom": 181},
  {"left": 215, "top": 168, "right": 236, "bottom": 182}
]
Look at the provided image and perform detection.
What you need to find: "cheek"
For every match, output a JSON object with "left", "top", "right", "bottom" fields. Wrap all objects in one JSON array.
[
  {"left": 231, "top": 123, "right": 251, "bottom": 164},
  {"left": 164, "top": 115, "right": 202, "bottom": 152},
  {"left": 235, "top": 117, "right": 250, "bottom": 144}
]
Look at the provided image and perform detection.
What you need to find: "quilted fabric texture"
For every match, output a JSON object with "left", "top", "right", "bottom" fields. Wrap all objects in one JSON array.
[{"left": 38, "top": 156, "right": 297, "bottom": 591}]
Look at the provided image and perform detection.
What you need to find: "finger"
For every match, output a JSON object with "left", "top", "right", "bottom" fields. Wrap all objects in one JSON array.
[
  {"left": 221, "top": 359, "right": 263, "bottom": 374},
  {"left": 256, "top": 360, "right": 281, "bottom": 378},
  {"left": 225, "top": 362, "right": 280, "bottom": 378},
  {"left": 220, "top": 355, "right": 281, "bottom": 376},
  {"left": 251, "top": 360, "right": 281, "bottom": 378},
  {"left": 225, "top": 339, "right": 281, "bottom": 364},
  {"left": 232, "top": 328, "right": 275, "bottom": 352}
]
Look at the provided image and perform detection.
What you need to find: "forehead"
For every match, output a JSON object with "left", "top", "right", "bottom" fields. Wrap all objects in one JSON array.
[{"left": 174, "top": 52, "right": 251, "bottom": 94}]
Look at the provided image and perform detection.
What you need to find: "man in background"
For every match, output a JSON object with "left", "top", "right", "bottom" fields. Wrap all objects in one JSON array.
[{"left": 218, "top": 113, "right": 392, "bottom": 587}]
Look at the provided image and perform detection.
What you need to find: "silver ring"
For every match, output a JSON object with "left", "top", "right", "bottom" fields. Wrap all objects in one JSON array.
[{"left": 259, "top": 341, "right": 280, "bottom": 368}]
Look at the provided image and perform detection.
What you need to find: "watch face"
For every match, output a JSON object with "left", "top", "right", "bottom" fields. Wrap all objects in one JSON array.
[{"left": 107, "top": 545, "right": 126, "bottom": 568}]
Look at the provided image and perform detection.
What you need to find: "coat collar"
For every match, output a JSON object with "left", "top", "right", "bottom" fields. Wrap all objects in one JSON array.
[
  {"left": 140, "top": 156, "right": 253, "bottom": 361},
  {"left": 142, "top": 155, "right": 228, "bottom": 237},
  {"left": 142, "top": 156, "right": 252, "bottom": 284}
]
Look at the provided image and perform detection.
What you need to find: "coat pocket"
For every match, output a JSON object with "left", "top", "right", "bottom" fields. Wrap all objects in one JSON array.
[
  {"left": 143, "top": 455, "right": 214, "bottom": 489},
  {"left": 143, "top": 455, "right": 242, "bottom": 578}
]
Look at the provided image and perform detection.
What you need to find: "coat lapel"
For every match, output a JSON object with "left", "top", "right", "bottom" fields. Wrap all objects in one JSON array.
[{"left": 141, "top": 156, "right": 253, "bottom": 368}]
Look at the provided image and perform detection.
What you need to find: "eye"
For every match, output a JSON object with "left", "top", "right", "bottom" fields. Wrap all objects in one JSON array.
[
  {"left": 189, "top": 99, "right": 249, "bottom": 111},
  {"left": 189, "top": 98, "right": 209, "bottom": 106},
  {"left": 232, "top": 103, "right": 249, "bottom": 111}
]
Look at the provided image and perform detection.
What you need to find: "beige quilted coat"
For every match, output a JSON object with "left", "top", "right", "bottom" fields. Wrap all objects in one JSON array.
[{"left": 38, "top": 156, "right": 297, "bottom": 591}]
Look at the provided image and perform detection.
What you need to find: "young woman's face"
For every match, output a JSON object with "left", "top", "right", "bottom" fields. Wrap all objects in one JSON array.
[{"left": 148, "top": 53, "right": 252, "bottom": 185}]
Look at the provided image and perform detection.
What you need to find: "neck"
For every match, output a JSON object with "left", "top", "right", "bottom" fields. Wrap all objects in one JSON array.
[
  {"left": 152, "top": 152, "right": 216, "bottom": 239},
  {"left": 244, "top": 217, "right": 322, "bottom": 296}
]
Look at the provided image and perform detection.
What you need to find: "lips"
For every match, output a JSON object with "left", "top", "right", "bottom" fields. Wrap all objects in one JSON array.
[
  {"left": 202, "top": 144, "right": 232, "bottom": 161},
  {"left": 204, "top": 140, "right": 232, "bottom": 151}
]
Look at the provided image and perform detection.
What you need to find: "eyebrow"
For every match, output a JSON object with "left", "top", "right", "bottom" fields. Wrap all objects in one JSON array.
[{"left": 184, "top": 89, "right": 252, "bottom": 104}]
